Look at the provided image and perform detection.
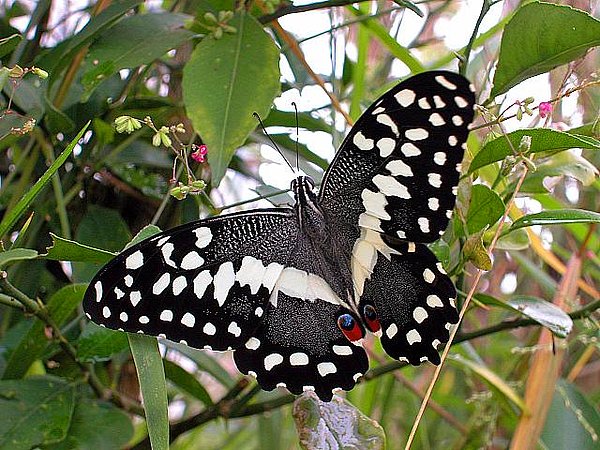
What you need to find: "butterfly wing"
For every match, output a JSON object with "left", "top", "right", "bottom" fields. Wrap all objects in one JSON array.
[
  {"left": 83, "top": 208, "right": 368, "bottom": 397},
  {"left": 83, "top": 209, "right": 298, "bottom": 351},
  {"left": 318, "top": 71, "right": 475, "bottom": 363}
]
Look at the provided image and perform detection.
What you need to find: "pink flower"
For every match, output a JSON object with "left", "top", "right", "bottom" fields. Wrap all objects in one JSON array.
[
  {"left": 191, "top": 144, "right": 208, "bottom": 163},
  {"left": 538, "top": 102, "right": 552, "bottom": 118}
]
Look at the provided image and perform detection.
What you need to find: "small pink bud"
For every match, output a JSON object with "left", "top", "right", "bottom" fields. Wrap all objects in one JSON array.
[
  {"left": 191, "top": 144, "right": 208, "bottom": 163},
  {"left": 538, "top": 102, "right": 552, "bottom": 118}
]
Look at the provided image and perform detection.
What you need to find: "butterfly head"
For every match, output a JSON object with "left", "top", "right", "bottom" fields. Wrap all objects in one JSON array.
[{"left": 291, "top": 175, "right": 318, "bottom": 207}]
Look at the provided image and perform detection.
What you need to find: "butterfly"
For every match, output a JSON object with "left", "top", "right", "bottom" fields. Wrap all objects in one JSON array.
[{"left": 83, "top": 70, "right": 476, "bottom": 401}]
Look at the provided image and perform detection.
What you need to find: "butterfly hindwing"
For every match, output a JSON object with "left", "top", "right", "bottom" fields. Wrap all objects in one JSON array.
[
  {"left": 358, "top": 237, "right": 458, "bottom": 365},
  {"left": 234, "top": 293, "right": 368, "bottom": 401}
]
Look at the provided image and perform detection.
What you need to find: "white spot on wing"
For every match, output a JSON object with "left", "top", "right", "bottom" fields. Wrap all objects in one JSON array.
[
  {"left": 317, "top": 362, "right": 337, "bottom": 376},
  {"left": 213, "top": 261, "right": 235, "bottom": 307},
  {"left": 203, "top": 322, "right": 216, "bottom": 335},
  {"left": 245, "top": 337, "right": 260, "bottom": 350},
  {"left": 406, "top": 329, "right": 422, "bottom": 345},
  {"left": 94, "top": 281, "right": 103, "bottom": 302},
  {"left": 376, "top": 137, "right": 395, "bottom": 157},
  {"left": 228, "top": 321, "right": 241, "bottom": 337},
  {"left": 172, "top": 275, "right": 188, "bottom": 295},
  {"left": 264, "top": 353, "right": 283, "bottom": 371},
  {"left": 193, "top": 227, "right": 212, "bottom": 248},
  {"left": 433, "top": 152, "right": 447, "bottom": 165},
  {"left": 429, "top": 113, "right": 445, "bottom": 126},
  {"left": 181, "top": 312, "right": 195, "bottom": 327},
  {"left": 353, "top": 131, "right": 374, "bottom": 150},
  {"left": 433, "top": 95, "right": 446, "bottom": 108},
  {"left": 160, "top": 310, "right": 173, "bottom": 322},
  {"left": 126, "top": 251, "right": 144, "bottom": 270},
  {"left": 418, "top": 217, "right": 430, "bottom": 233},
  {"left": 413, "top": 307, "right": 429, "bottom": 323},
  {"left": 373, "top": 175, "right": 411, "bottom": 199},
  {"left": 181, "top": 251, "right": 204, "bottom": 270},
  {"left": 427, "top": 294, "right": 444, "bottom": 308},
  {"left": 119, "top": 312, "right": 128, "bottom": 322},
  {"left": 124, "top": 275, "right": 133, "bottom": 287},
  {"left": 401, "top": 143, "right": 421, "bottom": 157},
  {"left": 130, "top": 291, "right": 141, "bottom": 307},
  {"left": 236, "top": 256, "right": 266, "bottom": 295},
  {"left": 290, "top": 352, "right": 309, "bottom": 366},
  {"left": 428, "top": 173, "right": 442, "bottom": 188},
  {"left": 102, "top": 306, "right": 111, "bottom": 318},
  {"left": 386, "top": 323, "right": 398, "bottom": 339},
  {"left": 448, "top": 135, "right": 458, "bottom": 146},
  {"left": 423, "top": 268, "right": 435, "bottom": 283},
  {"left": 114, "top": 287, "right": 124, "bottom": 299},
  {"left": 405, "top": 128, "right": 429, "bottom": 141},
  {"left": 452, "top": 115, "right": 464, "bottom": 126},
  {"left": 333, "top": 345, "right": 353, "bottom": 356},
  {"left": 418, "top": 97, "right": 431, "bottom": 109},
  {"left": 435, "top": 75, "right": 457, "bottom": 90},
  {"left": 428, "top": 198, "right": 440, "bottom": 211},
  {"left": 395, "top": 89, "right": 416, "bottom": 107},
  {"left": 139, "top": 315, "right": 149, "bottom": 324},
  {"left": 455, "top": 96, "right": 469, "bottom": 108},
  {"left": 386, "top": 159, "right": 413, "bottom": 177},
  {"left": 361, "top": 189, "right": 391, "bottom": 220},
  {"left": 193, "top": 270, "right": 212, "bottom": 299},
  {"left": 376, "top": 114, "right": 399, "bottom": 136},
  {"left": 152, "top": 273, "right": 170, "bottom": 295}
]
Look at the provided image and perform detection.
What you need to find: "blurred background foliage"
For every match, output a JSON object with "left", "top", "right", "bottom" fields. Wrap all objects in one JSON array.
[{"left": 0, "top": 0, "right": 599, "bottom": 449}]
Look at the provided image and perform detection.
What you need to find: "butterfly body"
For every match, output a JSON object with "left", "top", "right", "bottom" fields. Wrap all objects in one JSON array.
[{"left": 83, "top": 71, "right": 475, "bottom": 400}]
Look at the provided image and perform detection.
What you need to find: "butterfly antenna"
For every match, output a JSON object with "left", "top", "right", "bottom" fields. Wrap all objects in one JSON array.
[
  {"left": 253, "top": 112, "right": 295, "bottom": 173},
  {"left": 292, "top": 102, "right": 299, "bottom": 171}
]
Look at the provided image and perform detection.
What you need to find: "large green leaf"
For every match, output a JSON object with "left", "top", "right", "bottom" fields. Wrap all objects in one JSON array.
[
  {"left": 163, "top": 359, "right": 213, "bottom": 406},
  {"left": 541, "top": 380, "right": 600, "bottom": 450},
  {"left": 492, "top": 2, "right": 600, "bottom": 97},
  {"left": 466, "top": 184, "right": 505, "bottom": 233},
  {"left": 44, "top": 399, "right": 133, "bottom": 450},
  {"left": 0, "top": 123, "right": 89, "bottom": 239},
  {"left": 182, "top": 11, "right": 280, "bottom": 185},
  {"left": 509, "top": 209, "right": 600, "bottom": 232},
  {"left": 0, "top": 376, "right": 76, "bottom": 449},
  {"left": 3, "top": 284, "right": 87, "bottom": 380},
  {"left": 129, "top": 334, "right": 168, "bottom": 450},
  {"left": 468, "top": 129, "right": 600, "bottom": 174}
]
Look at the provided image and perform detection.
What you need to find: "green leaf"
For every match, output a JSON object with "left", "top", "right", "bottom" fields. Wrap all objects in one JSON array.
[
  {"left": 475, "top": 294, "right": 573, "bottom": 338},
  {"left": 83, "top": 13, "right": 194, "bottom": 99},
  {"left": 43, "top": 233, "right": 116, "bottom": 264},
  {"left": 463, "top": 231, "right": 492, "bottom": 271},
  {"left": 0, "top": 34, "right": 22, "bottom": 59},
  {"left": 515, "top": 151, "right": 599, "bottom": 194},
  {"left": 126, "top": 224, "right": 162, "bottom": 249},
  {"left": 491, "top": 2, "right": 600, "bottom": 97},
  {"left": 541, "top": 380, "right": 600, "bottom": 450},
  {"left": 450, "top": 355, "right": 527, "bottom": 413},
  {"left": 128, "top": 334, "right": 168, "bottom": 450},
  {"left": 3, "top": 284, "right": 87, "bottom": 380},
  {"left": 43, "top": 398, "right": 134, "bottom": 450},
  {"left": 182, "top": 11, "right": 280, "bottom": 185},
  {"left": 506, "top": 295, "right": 572, "bottom": 338},
  {"left": 466, "top": 184, "right": 505, "bottom": 233},
  {"left": 0, "top": 376, "right": 76, "bottom": 449},
  {"left": 76, "top": 205, "right": 132, "bottom": 252},
  {"left": 468, "top": 129, "right": 600, "bottom": 174},
  {"left": 293, "top": 392, "right": 386, "bottom": 450},
  {"left": 46, "top": 0, "right": 143, "bottom": 90},
  {"left": 494, "top": 228, "right": 530, "bottom": 251},
  {"left": 163, "top": 360, "right": 213, "bottom": 406},
  {"left": 77, "top": 322, "right": 129, "bottom": 363},
  {"left": 0, "top": 123, "right": 89, "bottom": 239},
  {"left": 509, "top": 209, "right": 600, "bottom": 232},
  {"left": 263, "top": 110, "right": 330, "bottom": 133},
  {"left": 163, "top": 341, "right": 235, "bottom": 388},
  {"left": 0, "top": 248, "right": 38, "bottom": 269}
]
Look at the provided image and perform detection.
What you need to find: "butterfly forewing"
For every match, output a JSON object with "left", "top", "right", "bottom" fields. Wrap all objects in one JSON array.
[
  {"left": 83, "top": 209, "right": 298, "bottom": 351},
  {"left": 320, "top": 71, "right": 475, "bottom": 243}
]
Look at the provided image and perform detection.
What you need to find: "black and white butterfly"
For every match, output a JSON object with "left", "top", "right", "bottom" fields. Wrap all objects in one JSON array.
[{"left": 83, "top": 71, "right": 475, "bottom": 401}]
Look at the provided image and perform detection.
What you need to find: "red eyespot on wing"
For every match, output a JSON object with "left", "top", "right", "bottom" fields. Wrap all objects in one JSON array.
[
  {"left": 337, "top": 313, "right": 364, "bottom": 342},
  {"left": 363, "top": 304, "right": 381, "bottom": 333}
]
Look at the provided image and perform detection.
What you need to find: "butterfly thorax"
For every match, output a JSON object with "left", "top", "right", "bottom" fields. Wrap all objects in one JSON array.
[{"left": 291, "top": 176, "right": 357, "bottom": 311}]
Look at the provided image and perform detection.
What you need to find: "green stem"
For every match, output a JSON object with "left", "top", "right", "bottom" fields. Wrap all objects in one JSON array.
[{"left": 460, "top": 0, "right": 493, "bottom": 76}]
